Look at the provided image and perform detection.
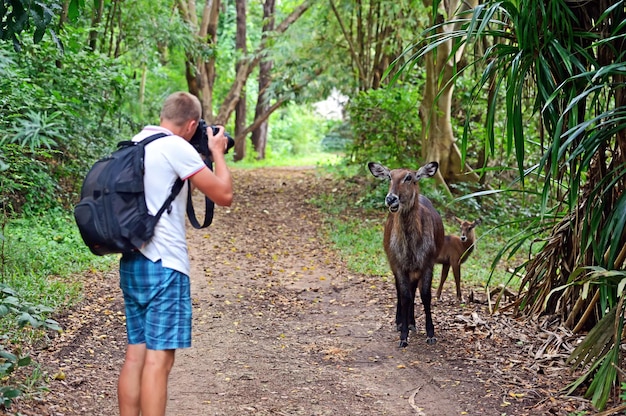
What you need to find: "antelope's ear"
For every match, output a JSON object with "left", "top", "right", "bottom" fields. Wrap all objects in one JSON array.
[
  {"left": 454, "top": 216, "right": 463, "bottom": 224},
  {"left": 474, "top": 218, "right": 482, "bottom": 226},
  {"left": 368, "top": 162, "right": 391, "bottom": 180},
  {"left": 415, "top": 161, "right": 439, "bottom": 180}
]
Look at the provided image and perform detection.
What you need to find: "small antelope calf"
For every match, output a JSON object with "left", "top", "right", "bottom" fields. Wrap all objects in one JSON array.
[
  {"left": 435, "top": 217, "right": 481, "bottom": 302},
  {"left": 368, "top": 161, "right": 444, "bottom": 347}
]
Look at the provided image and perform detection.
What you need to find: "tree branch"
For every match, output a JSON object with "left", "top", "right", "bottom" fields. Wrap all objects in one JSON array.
[
  {"left": 329, "top": 0, "right": 366, "bottom": 83},
  {"left": 215, "top": 0, "right": 312, "bottom": 123},
  {"left": 234, "top": 66, "right": 325, "bottom": 143}
]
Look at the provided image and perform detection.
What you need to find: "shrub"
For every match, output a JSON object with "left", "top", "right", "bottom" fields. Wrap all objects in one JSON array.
[{"left": 345, "top": 86, "right": 422, "bottom": 167}]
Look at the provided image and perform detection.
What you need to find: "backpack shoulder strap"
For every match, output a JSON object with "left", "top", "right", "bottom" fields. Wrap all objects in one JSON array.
[
  {"left": 117, "top": 132, "right": 169, "bottom": 149},
  {"left": 130, "top": 132, "right": 185, "bottom": 220},
  {"left": 154, "top": 178, "right": 185, "bottom": 218},
  {"left": 140, "top": 132, "right": 169, "bottom": 146}
]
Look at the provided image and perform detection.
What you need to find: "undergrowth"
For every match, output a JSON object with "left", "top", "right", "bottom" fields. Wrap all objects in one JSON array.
[{"left": 0, "top": 210, "right": 115, "bottom": 408}]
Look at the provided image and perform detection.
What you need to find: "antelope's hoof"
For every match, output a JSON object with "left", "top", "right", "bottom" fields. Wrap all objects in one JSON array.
[
  {"left": 399, "top": 339, "right": 409, "bottom": 348},
  {"left": 426, "top": 336, "right": 437, "bottom": 345}
]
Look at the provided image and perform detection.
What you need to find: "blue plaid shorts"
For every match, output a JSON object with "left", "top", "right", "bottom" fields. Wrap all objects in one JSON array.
[{"left": 119, "top": 252, "right": 192, "bottom": 350}]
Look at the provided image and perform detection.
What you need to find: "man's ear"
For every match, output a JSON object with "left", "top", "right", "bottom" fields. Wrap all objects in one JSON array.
[{"left": 184, "top": 119, "right": 199, "bottom": 140}]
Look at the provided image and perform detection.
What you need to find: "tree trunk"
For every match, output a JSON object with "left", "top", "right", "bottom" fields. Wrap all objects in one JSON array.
[
  {"left": 88, "top": 0, "right": 105, "bottom": 52},
  {"left": 233, "top": 64, "right": 322, "bottom": 146},
  {"left": 234, "top": 0, "right": 248, "bottom": 161},
  {"left": 215, "top": 1, "right": 310, "bottom": 125},
  {"left": 329, "top": 0, "right": 408, "bottom": 92},
  {"left": 203, "top": 0, "right": 220, "bottom": 118},
  {"left": 176, "top": 0, "right": 216, "bottom": 119},
  {"left": 248, "top": 0, "right": 276, "bottom": 161},
  {"left": 56, "top": 0, "right": 71, "bottom": 68},
  {"left": 139, "top": 64, "right": 148, "bottom": 116},
  {"left": 104, "top": 0, "right": 120, "bottom": 58},
  {"left": 58, "top": 0, "right": 70, "bottom": 30},
  {"left": 420, "top": 0, "right": 480, "bottom": 189}
]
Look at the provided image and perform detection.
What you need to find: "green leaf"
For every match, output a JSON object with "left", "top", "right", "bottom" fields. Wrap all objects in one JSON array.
[
  {"left": 17, "top": 356, "right": 31, "bottom": 367},
  {"left": 1, "top": 387, "right": 23, "bottom": 399},
  {"left": 17, "top": 312, "right": 42, "bottom": 328},
  {"left": 44, "top": 318, "right": 62, "bottom": 331},
  {"left": 1, "top": 296, "right": 20, "bottom": 307},
  {"left": 68, "top": 0, "right": 84, "bottom": 20}
]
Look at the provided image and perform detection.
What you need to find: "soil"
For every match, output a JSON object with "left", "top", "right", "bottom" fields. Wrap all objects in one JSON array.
[{"left": 7, "top": 167, "right": 600, "bottom": 416}]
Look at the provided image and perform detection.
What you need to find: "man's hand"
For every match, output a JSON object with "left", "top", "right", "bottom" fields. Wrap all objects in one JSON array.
[{"left": 207, "top": 125, "right": 228, "bottom": 157}]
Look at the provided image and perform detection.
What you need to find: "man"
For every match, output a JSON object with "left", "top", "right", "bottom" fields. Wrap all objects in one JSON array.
[{"left": 117, "top": 91, "right": 233, "bottom": 416}]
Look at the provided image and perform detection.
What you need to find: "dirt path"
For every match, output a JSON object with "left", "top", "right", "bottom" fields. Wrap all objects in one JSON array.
[{"left": 9, "top": 167, "right": 591, "bottom": 416}]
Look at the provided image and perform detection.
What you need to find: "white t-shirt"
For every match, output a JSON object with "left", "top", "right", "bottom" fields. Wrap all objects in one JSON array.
[{"left": 132, "top": 125, "right": 206, "bottom": 275}]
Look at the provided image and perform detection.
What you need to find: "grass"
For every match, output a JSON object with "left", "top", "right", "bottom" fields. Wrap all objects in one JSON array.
[
  {"left": 0, "top": 150, "right": 537, "bottom": 319},
  {"left": 228, "top": 150, "right": 344, "bottom": 169},
  {"left": 324, "top": 216, "right": 390, "bottom": 276},
  {"left": 1, "top": 211, "right": 116, "bottom": 332},
  {"left": 0, "top": 147, "right": 542, "bottom": 408},
  {"left": 317, "top": 206, "right": 527, "bottom": 292}
]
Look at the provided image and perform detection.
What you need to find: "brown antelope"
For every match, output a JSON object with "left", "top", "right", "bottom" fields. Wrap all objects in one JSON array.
[
  {"left": 435, "top": 217, "right": 481, "bottom": 302},
  {"left": 368, "top": 161, "right": 444, "bottom": 347}
]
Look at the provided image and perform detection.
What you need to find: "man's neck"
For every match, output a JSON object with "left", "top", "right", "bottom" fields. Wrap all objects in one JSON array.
[{"left": 160, "top": 121, "right": 188, "bottom": 140}]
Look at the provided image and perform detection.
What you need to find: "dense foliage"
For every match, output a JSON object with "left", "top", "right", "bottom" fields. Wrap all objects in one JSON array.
[
  {"left": 0, "top": 31, "right": 134, "bottom": 215},
  {"left": 346, "top": 86, "right": 423, "bottom": 167},
  {"left": 407, "top": 0, "right": 626, "bottom": 409},
  {"left": 0, "top": 0, "right": 81, "bottom": 49}
]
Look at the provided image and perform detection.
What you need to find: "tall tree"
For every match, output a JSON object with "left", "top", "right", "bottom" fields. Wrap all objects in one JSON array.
[
  {"left": 419, "top": 0, "right": 479, "bottom": 189},
  {"left": 247, "top": 0, "right": 275, "bottom": 161},
  {"left": 177, "top": 0, "right": 220, "bottom": 117},
  {"left": 88, "top": 0, "right": 104, "bottom": 51},
  {"left": 233, "top": 0, "right": 247, "bottom": 160},
  {"left": 328, "top": 0, "right": 424, "bottom": 92}
]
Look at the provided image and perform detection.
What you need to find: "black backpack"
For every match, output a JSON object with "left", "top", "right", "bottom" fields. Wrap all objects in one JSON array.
[{"left": 73, "top": 133, "right": 186, "bottom": 256}]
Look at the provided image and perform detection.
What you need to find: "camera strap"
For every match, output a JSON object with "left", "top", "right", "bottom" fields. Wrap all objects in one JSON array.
[
  {"left": 184, "top": 158, "right": 216, "bottom": 229},
  {"left": 186, "top": 189, "right": 214, "bottom": 229}
]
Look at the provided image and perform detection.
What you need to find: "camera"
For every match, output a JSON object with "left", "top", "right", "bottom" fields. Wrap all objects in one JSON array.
[{"left": 190, "top": 119, "right": 235, "bottom": 160}]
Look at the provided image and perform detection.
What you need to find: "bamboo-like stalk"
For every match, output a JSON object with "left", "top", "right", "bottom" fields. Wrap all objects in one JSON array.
[
  {"left": 564, "top": 287, "right": 586, "bottom": 329},
  {"left": 612, "top": 296, "right": 624, "bottom": 386},
  {"left": 572, "top": 289, "right": 600, "bottom": 334},
  {"left": 613, "top": 242, "right": 626, "bottom": 270},
  {"left": 594, "top": 404, "right": 626, "bottom": 416}
]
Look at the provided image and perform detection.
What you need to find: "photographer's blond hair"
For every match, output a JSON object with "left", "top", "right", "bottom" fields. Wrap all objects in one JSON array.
[{"left": 160, "top": 92, "right": 202, "bottom": 127}]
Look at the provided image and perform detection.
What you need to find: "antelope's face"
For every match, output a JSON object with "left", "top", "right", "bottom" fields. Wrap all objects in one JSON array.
[
  {"left": 455, "top": 217, "right": 482, "bottom": 242},
  {"left": 368, "top": 162, "right": 439, "bottom": 214}
]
